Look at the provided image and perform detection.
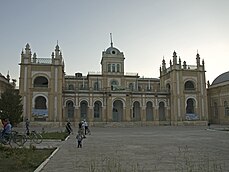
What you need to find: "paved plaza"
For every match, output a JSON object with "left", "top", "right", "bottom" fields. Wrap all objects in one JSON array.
[{"left": 37, "top": 125, "right": 229, "bottom": 172}]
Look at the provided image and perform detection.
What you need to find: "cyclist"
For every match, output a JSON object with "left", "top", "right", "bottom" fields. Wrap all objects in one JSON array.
[{"left": 0, "top": 118, "right": 12, "bottom": 143}]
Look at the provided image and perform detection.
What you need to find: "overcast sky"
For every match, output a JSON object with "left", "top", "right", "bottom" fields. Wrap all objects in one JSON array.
[{"left": 0, "top": 0, "right": 228, "bottom": 86}]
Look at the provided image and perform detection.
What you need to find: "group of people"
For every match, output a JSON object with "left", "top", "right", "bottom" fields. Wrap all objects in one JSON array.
[
  {"left": 65, "top": 119, "right": 91, "bottom": 148},
  {"left": 76, "top": 119, "right": 91, "bottom": 148},
  {"left": 0, "top": 118, "right": 12, "bottom": 144}
]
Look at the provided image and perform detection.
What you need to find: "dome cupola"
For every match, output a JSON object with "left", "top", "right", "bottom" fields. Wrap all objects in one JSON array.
[
  {"left": 104, "top": 33, "right": 121, "bottom": 55},
  {"left": 212, "top": 71, "right": 229, "bottom": 85}
]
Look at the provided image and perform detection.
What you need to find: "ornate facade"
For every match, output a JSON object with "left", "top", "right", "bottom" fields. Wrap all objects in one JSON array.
[{"left": 19, "top": 40, "right": 208, "bottom": 126}]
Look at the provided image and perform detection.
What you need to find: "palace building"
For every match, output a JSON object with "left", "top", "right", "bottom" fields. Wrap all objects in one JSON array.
[{"left": 19, "top": 39, "right": 209, "bottom": 126}]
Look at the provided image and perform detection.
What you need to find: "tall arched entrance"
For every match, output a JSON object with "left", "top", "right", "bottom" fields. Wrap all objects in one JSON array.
[
  {"left": 80, "top": 101, "right": 88, "bottom": 120},
  {"left": 146, "top": 101, "right": 153, "bottom": 121},
  {"left": 94, "top": 101, "right": 102, "bottom": 121},
  {"left": 133, "top": 101, "right": 141, "bottom": 121},
  {"left": 186, "top": 98, "right": 195, "bottom": 113},
  {"left": 159, "top": 102, "right": 166, "bottom": 121},
  {"left": 66, "top": 100, "right": 74, "bottom": 120},
  {"left": 112, "top": 100, "right": 123, "bottom": 122},
  {"left": 32, "top": 95, "right": 48, "bottom": 120}
]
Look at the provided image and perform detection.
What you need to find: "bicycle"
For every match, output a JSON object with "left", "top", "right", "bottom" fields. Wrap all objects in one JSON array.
[
  {"left": 23, "top": 130, "right": 43, "bottom": 145},
  {"left": 0, "top": 131, "right": 25, "bottom": 147}
]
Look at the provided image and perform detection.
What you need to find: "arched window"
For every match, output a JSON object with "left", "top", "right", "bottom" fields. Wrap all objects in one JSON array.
[
  {"left": 111, "top": 80, "right": 118, "bottom": 90},
  {"left": 35, "top": 96, "right": 47, "bottom": 109},
  {"left": 159, "top": 102, "right": 165, "bottom": 121},
  {"left": 113, "top": 100, "right": 123, "bottom": 122},
  {"left": 146, "top": 101, "right": 153, "bottom": 121},
  {"left": 112, "top": 64, "right": 115, "bottom": 72},
  {"left": 108, "top": 64, "right": 111, "bottom": 72},
  {"left": 117, "top": 64, "right": 120, "bottom": 72},
  {"left": 133, "top": 101, "right": 141, "bottom": 121},
  {"left": 186, "top": 98, "right": 195, "bottom": 113},
  {"left": 34, "top": 76, "right": 48, "bottom": 88},
  {"left": 80, "top": 101, "right": 88, "bottom": 119},
  {"left": 224, "top": 101, "right": 229, "bottom": 116},
  {"left": 94, "top": 81, "right": 99, "bottom": 90},
  {"left": 184, "top": 81, "right": 195, "bottom": 90},
  {"left": 129, "top": 83, "right": 134, "bottom": 91},
  {"left": 66, "top": 100, "right": 74, "bottom": 119},
  {"left": 166, "top": 83, "right": 171, "bottom": 92},
  {"left": 214, "top": 102, "right": 218, "bottom": 117},
  {"left": 68, "top": 84, "right": 74, "bottom": 90},
  {"left": 94, "top": 101, "right": 102, "bottom": 118}
]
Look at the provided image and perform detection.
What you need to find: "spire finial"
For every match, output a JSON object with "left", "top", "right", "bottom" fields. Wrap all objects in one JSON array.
[
  {"left": 110, "top": 33, "right": 113, "bottom": 47},
  {"left": 57, "top": 40, "right": 59, "bottom": 46}
]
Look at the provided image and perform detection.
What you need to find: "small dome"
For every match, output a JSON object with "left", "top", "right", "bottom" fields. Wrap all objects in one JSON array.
[
  {"left": 212, "top": 71, "right": 229, "bottom": 85},
  {"left": 105, "top": 46, "right": 121, "bottom": 55}
]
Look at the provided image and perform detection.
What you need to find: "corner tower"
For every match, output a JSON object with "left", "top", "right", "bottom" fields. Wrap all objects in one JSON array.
[
  {"left": 19, "top": 43, "right": 65, "bottom": 124},
  {"left": 160, "top": 51, "right": 208, "bottom": 125}
]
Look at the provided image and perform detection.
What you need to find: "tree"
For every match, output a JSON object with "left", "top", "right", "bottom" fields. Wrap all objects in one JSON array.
[{"left": 0, "top": 88, "right": 23, "bottom": 126}]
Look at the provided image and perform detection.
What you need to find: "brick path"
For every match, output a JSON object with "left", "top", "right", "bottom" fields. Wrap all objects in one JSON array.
[{"left": 37, "top": 126, "right": 229, "bottom": 172}]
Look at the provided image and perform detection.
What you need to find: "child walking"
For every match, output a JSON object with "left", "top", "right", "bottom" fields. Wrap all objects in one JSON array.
[{"left": 76, "top": 132, "right": 83, "bottom": 148}]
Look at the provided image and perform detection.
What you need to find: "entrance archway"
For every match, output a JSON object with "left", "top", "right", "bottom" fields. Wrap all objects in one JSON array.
[
  {"left": 186, "top": 98, "right": 195, "bottom": 113},
  {"left": 133, "top": 101, "right": 141, "bottom": 121},
  {"left": 159, "top": 102, "right": 166, "bottom": 121},
  {"left": 112, "top": 100, "right": 123, "bottom": 122},
  {"left": 66, "top": 100, "right": 74, "bottom": 119},
  {"left": 80, "top": 101, "right": 88, "bottom": 120},
  {"left": 94, "top": 101, "right": 102, "bottom": 121},
  {"left": 146, "top": 101, "right": 153, "bottom": 121}
]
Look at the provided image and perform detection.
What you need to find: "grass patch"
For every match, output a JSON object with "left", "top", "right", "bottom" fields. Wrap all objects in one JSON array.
[
  {"left": 41, "top": 131, "right": 69, "bottom": 141},
  {"left": 0, "top": 146, "right": 55, "bottom": 172}
]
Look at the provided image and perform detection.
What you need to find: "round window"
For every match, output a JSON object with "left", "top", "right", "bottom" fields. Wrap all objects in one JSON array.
[{"left": 112, "top": 50, "right": 116, "bottom": 54}]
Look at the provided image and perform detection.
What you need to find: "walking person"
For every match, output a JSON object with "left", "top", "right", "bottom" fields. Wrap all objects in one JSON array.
[
  {"left": 78, "top": 121, "right": 86, "bottom": 138},
  {"left": 76, "top": 132, "right": 83, "bottom": 148},
  {"left": 83, "top": 119, "right": 91, "bottom": 135},
  {"left": 66, "top": 120, "right": 72, "bottom": 135}
]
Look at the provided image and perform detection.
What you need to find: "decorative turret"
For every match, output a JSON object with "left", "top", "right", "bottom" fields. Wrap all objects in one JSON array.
[
  {"left": 21, "top": 43, "right": 32, "bottom": 63},
  {"left": 32, "top": 53, "right": 37, "bottom": 63},
  {"left": 162, "top": 57, "right": 166, "bottom": 71},
  {"left": 183, "top": 61, "right": 187, "bottom": 69},
  {"left": 60, "top": 51, "right": 63, "bottom": 61},
  {"left": 179, "top": 57, "right": 181, "bottom": 68},
  {"left": 196, "top": 51, "right": 200, "bottom": 67},
  {"left": 55, "top": 44, "right": 60, "bottom": 58},
  {"left": 25, "top": 43, "right": 31, "bottom": 55},
  {"left": 202, "top": 59, "right": 205, "bottom": 70},
  {"left": 173, "top": 51, "right": 177, "bottom": 65}
]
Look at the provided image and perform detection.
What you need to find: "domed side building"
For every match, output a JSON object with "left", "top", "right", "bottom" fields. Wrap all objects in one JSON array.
[
  {"left": 207, "top": 71, "right": 229, "bottom": 124},
  {"left": 19, "top": 37, "right": 208, "bottom": 126}
]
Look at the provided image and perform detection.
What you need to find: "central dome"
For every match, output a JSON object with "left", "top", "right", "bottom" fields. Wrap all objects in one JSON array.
[
  {"left": 105, "top": 46, "right": 121, "bottom": 55},
  {"left": 212, "top": 71, "right": 229, "bottom": 85}
]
